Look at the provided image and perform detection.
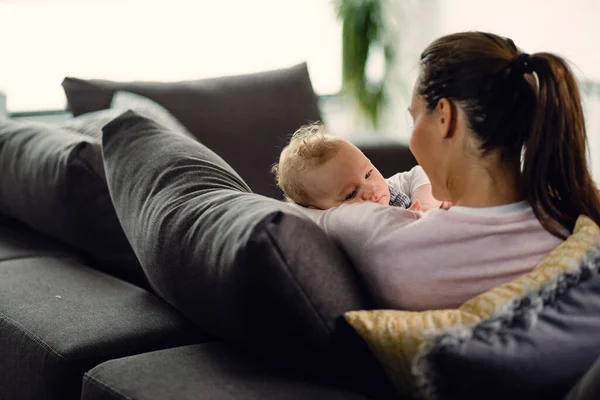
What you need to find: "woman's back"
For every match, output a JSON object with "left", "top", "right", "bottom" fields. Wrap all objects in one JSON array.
[{"left": 302, "top": 202, "right": 563, "bottom": 310}]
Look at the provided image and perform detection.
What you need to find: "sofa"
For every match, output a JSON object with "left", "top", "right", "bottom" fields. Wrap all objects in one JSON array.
[{"left": 1, "top": 63, "right": 599, "bottom": 400}]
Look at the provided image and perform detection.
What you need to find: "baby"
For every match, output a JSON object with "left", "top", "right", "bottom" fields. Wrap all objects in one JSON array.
[{"left": 272, "top": 123, "right": 443, "bottom": 211}]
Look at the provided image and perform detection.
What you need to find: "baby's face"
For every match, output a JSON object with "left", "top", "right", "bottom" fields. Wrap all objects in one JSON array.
[{"left": 302, "top": 141, "right": 390, "bottom": 209}]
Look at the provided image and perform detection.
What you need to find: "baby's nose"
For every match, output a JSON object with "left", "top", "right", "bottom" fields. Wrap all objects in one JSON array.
[{"left": 362, "top": 185, "right": 377, "bottom": 200}]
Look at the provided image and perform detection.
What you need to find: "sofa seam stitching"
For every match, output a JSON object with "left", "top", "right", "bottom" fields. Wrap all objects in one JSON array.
[
  {"left": 0, "top": 312, "right": 66, "bottom": 361},
  {"left": 0, "top": 254, "right": 81, "bottom": 264},
  {"left": 83, "top": 373, "right": 134, "bottom": 400}
]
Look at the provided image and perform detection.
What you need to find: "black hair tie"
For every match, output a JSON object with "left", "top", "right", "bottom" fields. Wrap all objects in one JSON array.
[{"left": 514, "top": 53, "right": 533, "bottom": 74}]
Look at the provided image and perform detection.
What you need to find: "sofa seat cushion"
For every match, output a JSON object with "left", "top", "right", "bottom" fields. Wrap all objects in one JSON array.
[
  {"left": 0, "top": 255, "right": 209, "bottom": 400},
  {"left": 81, "top": 343, "right": 377, "bottom": 400}
]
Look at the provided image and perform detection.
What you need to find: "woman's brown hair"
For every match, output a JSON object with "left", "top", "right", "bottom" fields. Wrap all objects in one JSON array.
[{"left": 418, "top": 31, "right": 600, "bottom": 238}]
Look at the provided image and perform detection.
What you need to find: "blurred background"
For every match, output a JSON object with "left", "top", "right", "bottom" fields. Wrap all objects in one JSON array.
[{"left": 1, "top": 0, "right": 599, "bottom": 176}]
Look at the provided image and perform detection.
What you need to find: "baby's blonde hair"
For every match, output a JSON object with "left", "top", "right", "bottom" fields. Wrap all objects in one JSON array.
[{"left": 272, "top": 122, "right": 345, "bottom": 205}]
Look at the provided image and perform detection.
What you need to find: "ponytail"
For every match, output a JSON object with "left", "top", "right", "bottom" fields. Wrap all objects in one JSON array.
[{"left": 523, "top": 53, "right": 600, "bottom": 238}]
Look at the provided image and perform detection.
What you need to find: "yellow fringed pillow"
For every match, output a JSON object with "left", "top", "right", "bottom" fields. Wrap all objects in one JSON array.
[{"left": 345, "top": 215, "right": 600, "bottom": 396}]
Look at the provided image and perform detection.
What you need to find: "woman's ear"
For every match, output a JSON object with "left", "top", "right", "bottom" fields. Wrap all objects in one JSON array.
[{"left": 437, "top": 98, "right": 455, "bottom": 139}]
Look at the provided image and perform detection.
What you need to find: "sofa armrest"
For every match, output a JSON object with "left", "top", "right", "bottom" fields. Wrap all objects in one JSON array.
[{"left": 350, "top": 137, "right": 418, "bottom": 178}]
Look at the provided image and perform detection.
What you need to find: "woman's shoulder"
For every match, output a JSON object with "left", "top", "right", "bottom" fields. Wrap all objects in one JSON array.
[{"left": 399, "top": 206, "right": 546, "bottom": 233}]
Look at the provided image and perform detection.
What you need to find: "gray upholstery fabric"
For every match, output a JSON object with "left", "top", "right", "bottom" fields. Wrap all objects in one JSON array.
[
  {"left": 59, "top": 91, "right": 194, "bottom": 142},
  {"left": 0, "top": 251, "right": 207, "bottom": 400},
  {"left": 420, "top": 250, "right": 600, "bottom": 400},
  {"left": 565, "top": 354, "right": 600, "bottom": 400},
  {"left": 0, "top": 218, "right": 77, "bottom": 261},
  {"left": 0, "top": 119, "right": 147, "bottom": 287},
  {"left": 101, "top": 111, "right": 389, "bottom": 388},
  {"left": 81, "top": 344, "right": 376, "bottom": 400},
  {"left": 63, "top": 63, "right": 322, "bottom": 199}
]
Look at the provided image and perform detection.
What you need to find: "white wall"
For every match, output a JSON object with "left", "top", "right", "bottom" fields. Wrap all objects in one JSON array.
[
  {"left": 0, "top": 0, "right": 342, "bottom": 111},
  {"left": 440, "top": 0, "right": 600, "bottom": 81},
  {"left": 378, "top": 0, "right": 445, "bottom": 139}
]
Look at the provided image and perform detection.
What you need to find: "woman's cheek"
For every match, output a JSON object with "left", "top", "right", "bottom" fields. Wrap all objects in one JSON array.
[
  {"left": 409, "top": 125, "right": 425, "bottom": 164},
  {"left": 408, "top": 128, "right": 418, "bottom": 157}
]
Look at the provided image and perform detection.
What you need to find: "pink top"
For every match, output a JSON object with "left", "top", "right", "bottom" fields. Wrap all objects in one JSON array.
[{"left": 293, "top": 201, "right": 563, "bottom": 310}]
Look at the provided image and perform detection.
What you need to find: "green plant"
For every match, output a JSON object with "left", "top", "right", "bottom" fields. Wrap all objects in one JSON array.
[{"left": 335, "top": 0, "right": 394, "bottom": 129}]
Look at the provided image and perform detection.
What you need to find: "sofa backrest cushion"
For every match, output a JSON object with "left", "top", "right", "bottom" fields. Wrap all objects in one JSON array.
[
  {"left": 63, "top": 63, "right": 322, "bottom": 199},
  {"left": 0, "top": 118, "right": 147, "bottom": 288},
  {"left": 60, "top": 90, "right": 195, "bottom": 141},
  {"left": 101, "top": 111, "right": 386, "bottom": 386}
]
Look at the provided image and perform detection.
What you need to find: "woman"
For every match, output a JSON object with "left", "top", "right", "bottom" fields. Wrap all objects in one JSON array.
[{"left": 297, "top": 32, "right": 600, "bottom": 311}]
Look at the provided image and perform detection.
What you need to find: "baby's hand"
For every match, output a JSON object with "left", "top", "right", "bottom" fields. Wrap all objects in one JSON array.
[
  {"left": 408, "top": 200, "right": 422, "bottom": 211},
  {"left": 410, "top": 200, "right": 451, "bottom": 212},
  {"left": 411, "top": 184, "right": 443, "bottom": 212}
]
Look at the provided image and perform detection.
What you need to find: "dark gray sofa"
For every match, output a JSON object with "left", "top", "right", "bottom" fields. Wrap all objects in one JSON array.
[
  {"left": 0, "top": 143, "right": 411, "bottom": 400},
  {"left": 0, "top": 64, "right": 419, "bottom": 400},
  {"left": 2, "top": 63, "right": 599, "bottom": 400},
  {"left": 0, "top": 219, "right": 205, "bottom": 399}
]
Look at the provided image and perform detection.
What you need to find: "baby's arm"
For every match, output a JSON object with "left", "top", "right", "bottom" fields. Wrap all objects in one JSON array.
[
  {"left": 411, "top": 184, "right": 442, "bottom": 211},
  {"left": 387, "top": 166, "right": 442, "bottom": 211}
]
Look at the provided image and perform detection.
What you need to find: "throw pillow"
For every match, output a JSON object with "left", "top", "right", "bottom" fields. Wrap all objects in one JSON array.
[
  {"left": 100, "top": 110, "right": 394, "bottom": 393},
  {"left": 0, "top": 118, "right": 148, "bottom": 288},
  {"left": 60, "top": 91, "right": 194, "bottom": 141},
  {"left": 420, "top": 242, "right": 600, "bottom": 400},
  {"left": 63, "top": 63, "right": 322, "bottom": 199},
  {"left": 345, "top": 215, "right": 600, "bottom": 398}
]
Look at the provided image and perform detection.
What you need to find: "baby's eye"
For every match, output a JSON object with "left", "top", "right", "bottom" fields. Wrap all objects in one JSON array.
[
  {"left": 345, "top": 190, "right": 357, "bottom": 201},
  {"left": 365, "top": 169, "right": 373, "bottom": 179}
]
